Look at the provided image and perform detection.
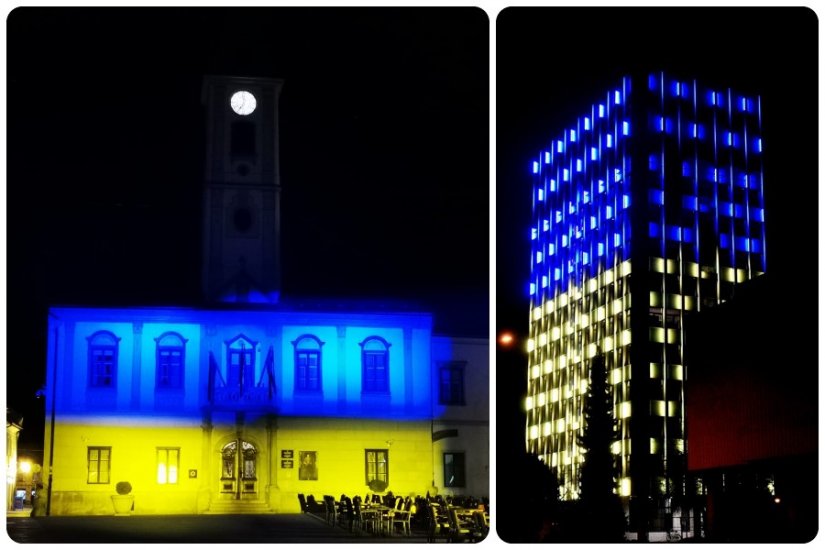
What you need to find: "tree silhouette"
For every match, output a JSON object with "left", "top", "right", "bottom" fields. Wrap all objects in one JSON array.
[{"left": 575, "top": 352, "right": 626, "bottom": 541}]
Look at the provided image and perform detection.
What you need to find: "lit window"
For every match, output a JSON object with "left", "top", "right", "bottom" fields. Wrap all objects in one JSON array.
[
  {"left": 365, "top": 449, "right": 389, "bottom": 485},
  {"left": 584, "top": 117, "right": 591, "bottom": 130},
  {"left": 293, "top": 334, "right": 323, "bottom": 393},
  {"left": 157, "top": 447, "right": 179, "bottom": 484},
  {"left": 87, "top": 446, "right": 111, "bottom": 484},
  {"left": 443, "top": 452, "right": 466, "bottom": 488},
  {"left": 532, "top": 161, "right": 539, "bottom": 174},
  {"left": 227, "top": 334, "right": 257, "bottom": 391},
  {"left": 87, "top": 331, "right": 120, "bottom": 388},
  {"left": 155, "top": 332, "right": 186, "bottom": 390},
  {"left": 438, "top": 361, "right": 465, "bottom": 405},
  {"left": 361, "top": 336, "right": 391, "bottom": 394},
  {"left": 570, "top": 129, "right": 577, "bottom": 142},
  {"left": 598, "top": 104, "right": 605, "bottom": 118}
]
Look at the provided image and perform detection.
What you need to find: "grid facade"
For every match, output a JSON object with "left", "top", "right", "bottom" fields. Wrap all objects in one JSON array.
[{"left": 526, "top": 72, "right": 766, "bottom": 503}]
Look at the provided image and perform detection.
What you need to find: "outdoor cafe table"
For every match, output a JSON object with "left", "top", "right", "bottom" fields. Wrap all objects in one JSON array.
[{"left": 360, "top": 503, "right": 394, "bottom": 536}]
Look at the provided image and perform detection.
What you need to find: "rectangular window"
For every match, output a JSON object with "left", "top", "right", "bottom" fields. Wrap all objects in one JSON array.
[
  {"left": 157, "top": 447, "right": 180, "bottom": 485},
  {"left": 296, "top": 350, "right": 321, "bottom": 392},
  {"left": 363, "top": 351, "right": 388, "bottom": 393},
  {"left": 443, "top": 452, "right": 466, "bottom": 488},
  {"left": 90, "top": 348, "right": 116, "bottom": 387},
  {"left": 157, "top": 349, "right": 183, "bottom": 389},
  {"left": 157, "top": 448, "right": 180, "bottom": 484},
  {"left": 439, "top": 362, "right": 466, "bottom": 405},
  {"left": 365, "top": 449, "right": 388, "bottom": 485},
  {"left": 87, "top": 447, "right": 111, "bottom": 484}
]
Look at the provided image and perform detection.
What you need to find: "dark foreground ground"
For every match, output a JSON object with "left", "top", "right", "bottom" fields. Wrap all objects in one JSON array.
[{"left": 6, "top": 512, "right": 433, "bottom": 544}]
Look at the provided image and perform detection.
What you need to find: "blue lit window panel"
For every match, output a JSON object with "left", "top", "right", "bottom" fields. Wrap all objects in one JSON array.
[
  {"left": 720, "top": 201, "right": 734, "bottom": 217},
  {"left": 735, "top": 236, "right": 751, "bottom": 252},
  {"left": 598, "top": 179, "right": 606, "bottom": 193},
  {"left": 666, "top": 225, "right": 682, "bottom": 241},
  {"left": 530, "top": 282, "right": 536, "bottom": 295},
  {"left": 531, "top": 228, "right": 538, "bottom": 240},
  {"left": 649, "top": 73, "right": 658, "bottom": 90},
  {"left": 734, "top": 204, "right": 745, "bottom": 218},
  {"left": 532, "top": 161, "right": 539, "bottom": 174},
  {"left": 750, "top": 239, "right": 763, "bottom": 253},
  {"left": 544, "top": 151, "right": 551, "bottom": 164},
  {"left": 557, "top": 140, "right": 564, "bottom": 153},
  {"left": 755, "top": 137, "right": 763, "bottom": 153},
  {"left": 583, "top": 252, "right": 590, "bottom": 265},
  {"left": 683, "top": 228, "right": 695, "bottom": 243},
  {"left": 590, "top": 216, "right": 597, "bottom": 229},
  {"left": 570, "top": 129, "right": 578, "bottom": 142},
  {"left": 541, "top": 275, "right": 548, "bottom": 288},
  {"left": 543, "top": 219, "right": 550, "bottom": 231},
  {"left": 227, "top": 334, "right": 256, "bottom": 389},
  {"left": 438, "top": 361, "right": 467, "bottom": 405},
  {"left": 576, "top": 159, "right": 583, "bottom": 172},
  {"left": 583, "top": 190, "right": 591, "bottom": 204},
  {"left": 649, "top": 222, "right": 661, "bottom": 238},
  {"left": 567, "top": 260, "right": 574, "bottom": 274},
  {"left": 553, "top": 268, "right": 561, "bottom": 281},
  {"left": 614, "top": 90, "right": 622, "bottom": 104},
  {"left": 622, "top": 194, "right": 631, "bottom": 209},
  {"left": 622, "top": 121, "right": 630, "bottom": 135},
  {"left": 156, "top": 332, "right": 186, "bottom": 390},
  {"left": 562, "top": 234, "right": 568, "bottom": 247},
  {"left": 550, "top": 178, "right": 557, "bottom": 192},
  {"left": 548, "top": 243, "right": 555, "bottom": 255},
  {"left": 614, "top": 233, "right": 622, "bottom": 246},
  {"left": 584, "top": 116, "right": 591, "bottom": 130},
  {"left": 598, "top": 243, "right": 605, "bottom": 256},
  {"left": 293, "top": 334, "right": 323, "bottom": 393},
  {"left": 683, "top": 195, "right": 698, "bottom": 211},
  {"left": 563, "top": 168, "right": 570, "bottom": 182},
  {"left": 555, "top": 210, "right": 563, "bottom": 223},
  {"left": 614, "top": 168, "right": 623, "bottom": 182},
  {"left": 753, "top": 208, "right": 765, "bottom": 222},
  {"left": 361, "top": 336, "right": 390, "bottom": 394},
  {"left": 598, "top": 104, "right": 606, "bottom": 118},
  {"left": 606, "top": 205, "right": 614, "bottom": 219},
  {"left": 538, "top": 188, "right": 545, "bottom": 201},
  {"left": 87, "top": 331, "right": 119, "bottom": 388},
  {"left": 591, "top": 147, "right": 599, "bottom": 161},
  {"left": 568, "top": 201, "right": 576, "bottom": 214},
  {"left": 649, "top": 154, "right": 659, "bottom": 170},
  {"left": 720, "top": 233, "right": 731, "bottom": 249},
  {"left": 606, "top": 134, "right": 614, "bottom": 148},
  {"left": 536, "top": 251, "right": 543, "bottom": 264},
  {"left": 739, "top": 96, "right": 752, "bottom": 112},
  {"left": 682, "top": 161, "right": 692, "bottom": 177}
]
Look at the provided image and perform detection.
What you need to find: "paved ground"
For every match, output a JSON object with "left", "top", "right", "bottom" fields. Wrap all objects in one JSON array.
[{"left": 6, "top": 512, "right": 432, "bottom": 544}]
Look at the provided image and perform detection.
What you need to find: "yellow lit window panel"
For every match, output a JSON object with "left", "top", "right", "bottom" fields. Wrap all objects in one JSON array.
[
  {"left": 587, "top": 343, "right": 597, "bottom": 358},
  {"left": 529, "top": 425, "right": 539, "bottom": 439},
  {"left": 610, "top": 368, "right": 623, "bottom": 385},
  {"left": 667, "top": 294, "right": 683, "bottom": 309},
  {"left": 668, "top": 401, "right": 678, "bottom": 417},
  {"left": 588, "top": 278, "right": 598, "bottom": 293},
  {"left": 611, "top": 441, "right": 622, "bottom": 455},
  {"left": 650, "top": 327, "right": 665, "bottom": 343},
  {"left": 675, "top": 439, "right": 684, "bottom": 453},
  {"left": 556, "top": 419, "right": 566, "bottom": 433},
  {"left": 543, "top": 422, "right": 553, "bottom": 436},
  {"left": 596, "top": 307, "right": 606, "bottom": 322},
  {"left": 621, "top": 260, "right": 632, "bottom": 276},
  {"left": 550, "top": 388, "right": 559, "bottom": 402},
  {"left": 539, "top": 333, "right": 548, "bottom": 347},
  {"left": 653, "top": 400, "right": 666, "bottom": 416},
  {"left": 612, "top": 299, "right": 623, "bottom": 315},
  {"left": 531, "top": 365, "right": 541, "bottom": 379},
  {"left": 580, "top": 314, "right": 589, "bottom": 328},
  {"left": 538, "top": 392, "right": 546, "bottom": 406},
  {"left": 721, "top": 267, "right": 735, "bottom": 282},
  {"left": 604, "top": 269, "right": 614, "bottom": 284},
  {"left": 551, "top": 453, "right": 558, "bottom": 467},
  {"left": 533, "top": 306, "right": 543, "bottom": 320},
  {"left": 650, "top": 438, "right": 658, "bottom": 454},
  {"left": 559, "top": 294, "right": 568, "bottom": 307},
  {"left": 544, "top": 359, "right": 553, "bottom": 374},
  {"left": 620, "top": 329, "right": 631, "bottom": 346},
  {"left": 527, "top": 338, "right": 535, "bottom": 352},
  {"left": 649, "top": 363, "right": 661, "bottom": 379},
  {"left": 551, "top": 326, "right": 561, "bottom": 341},
  {"left": 579, "top": 379, "right": 589, "bottom": 393},
  {"left": 684, "top": 296, "right": 695, "bottom": 310},
  {"left": 666, "top": 259, "right": 678, "bottom": 274},
  {"left": 651, "top": 257, "right": 665, "bottom": 273},
  {"left": 525, "top": 396, "right": 533, "bottom": 411},
  {"left": 650, "top": 291, "right": 662, "bottom": 307},
  {"left": 546, "top": 300, "right": 554, "bottom": 313},
  {"left": 667, "top": 328, "right": 679, "bottom": 343},
  {"left": 618, "top": 401, "right": 632, "bottom": 419},
  {"left": 686, "top": 262, "right": 699, "bottom": 277},
  {"left": 559, "top": 355, "right": 567, "bottom": 368},
  {"left": 737, "top": 268, "right": 748, "bottom": 283},
  {"left": 620, "top": 477, "right": 632, "bottom": 497},
  {"left": 670, "top": 364, "right": 683, "bottom": 380},
  {"left": 603, "top": 336, "right": 614, "bottom": 352}
]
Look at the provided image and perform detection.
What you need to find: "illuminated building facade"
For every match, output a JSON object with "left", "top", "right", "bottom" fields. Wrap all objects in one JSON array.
[
  {"left": 525, "top": 72, "right": 766, "bottom": 526},
  {"left": 42, "top": 76, "right": 488, "bottom": 515}
]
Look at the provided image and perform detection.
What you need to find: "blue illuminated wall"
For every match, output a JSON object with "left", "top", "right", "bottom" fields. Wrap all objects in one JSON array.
[{"left": 525, "top": 72, "right": 767, "bottom": 504}]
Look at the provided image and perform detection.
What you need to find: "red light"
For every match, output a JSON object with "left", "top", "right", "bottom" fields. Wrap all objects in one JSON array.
[{"left": 499, "top": 332, "right": 515, "bottom": 346}]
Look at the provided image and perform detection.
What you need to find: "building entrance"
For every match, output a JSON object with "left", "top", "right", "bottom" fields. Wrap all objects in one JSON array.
[{"left": 220, "top": 440, "right": 258, "bottom": 499}]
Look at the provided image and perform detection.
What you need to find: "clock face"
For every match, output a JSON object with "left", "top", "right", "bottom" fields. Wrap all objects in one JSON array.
[{"left": 230, "top": 91, "right": 257, "bottom": 116}]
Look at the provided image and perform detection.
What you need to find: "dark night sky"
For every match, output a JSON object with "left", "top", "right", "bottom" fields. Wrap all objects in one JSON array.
[
  {"left": 6, "top": 7, "right": 489, "bottom": 453},
  {"left": 496, "top": 7, "right": 818, "bottom": 468}
]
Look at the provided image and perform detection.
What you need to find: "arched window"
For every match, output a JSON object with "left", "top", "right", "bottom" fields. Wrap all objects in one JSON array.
[
  {"left": 155, "top": 332, "right": 187, "bottom": 389},
  {"left": 87, "top": 331, "right": 120, "bottom": 388},
  {"left": 226, "top": 335, "right": 257, "bottom": 390},
  {"left": 360, "top": 336, "right": 391, "bottom": 394},
  {"left": 292, "top": 335, "right": 324, "bottom": 393}
]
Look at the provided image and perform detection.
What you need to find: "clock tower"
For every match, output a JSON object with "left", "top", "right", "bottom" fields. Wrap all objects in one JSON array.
[{"left": 201, "top": 75, "right": 284, "bottom": 304}]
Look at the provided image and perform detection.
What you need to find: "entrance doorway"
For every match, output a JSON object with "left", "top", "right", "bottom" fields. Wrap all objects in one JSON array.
[{"left": 220, "top": 440, "right": 257, "bottom": 499}]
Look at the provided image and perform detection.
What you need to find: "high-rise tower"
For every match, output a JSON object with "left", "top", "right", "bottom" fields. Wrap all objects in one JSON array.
[{"left": 525, "top": 72, "right": 766, "bottom": 527}]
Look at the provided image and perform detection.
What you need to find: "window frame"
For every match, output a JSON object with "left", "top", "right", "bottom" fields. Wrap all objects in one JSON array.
[
  {"left": 365, "top": 449, "right": 389, "bottom": 485},
  {"left": 226, "top": 334, "right": 257, "bottom": 390},
  {"left": 292, "top": 334, "right": 324, "bottom": 393},
  {"left": 155, "top": 332, "right": 187, "bottom": 390},
  {"left": 87, "top": 446, "right": 111, "bottom": 484},
  {"left": 360, "top": 336, "right": 391, "bottom": 394},
  {"left": 438, "top": 361, "right": 467, "bottom": 406},
  {"left": 156, "top": 447, "right": 180, "bottom": 485},
  {"left": 87, "top": 331, "right": 120, "bottom": 388},
  {"left": 443, "top": 451, "right": 466, "bottom": 488}
]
